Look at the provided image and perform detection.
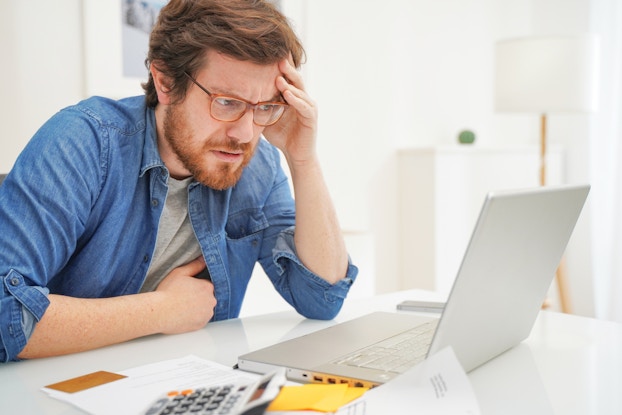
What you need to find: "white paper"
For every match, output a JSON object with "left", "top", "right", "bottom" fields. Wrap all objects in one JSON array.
[
  {"left": 358, "top": 347, "right": 480, "bottom": 415},
  {"left": 42, "top": 355, "right": 259, "bottom": 415},
  {"left": 42, "top": 349, "right": 478, "bottom": 415}
]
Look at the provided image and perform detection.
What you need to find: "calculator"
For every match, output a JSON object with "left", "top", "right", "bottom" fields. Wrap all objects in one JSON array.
[{"left": 143, "top": 369, "right": 286, "bottom": 415}]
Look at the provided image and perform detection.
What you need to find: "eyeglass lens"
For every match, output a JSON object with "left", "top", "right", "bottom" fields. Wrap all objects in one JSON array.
[{"left": 210, "top": 96, "right": 286, "bottom": 126}]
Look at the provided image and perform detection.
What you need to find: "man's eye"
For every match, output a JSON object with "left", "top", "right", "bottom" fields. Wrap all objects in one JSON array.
[
  {"left": 214, "top": 97, "right": 242, "bottom": 108},
  {"left": 257, "top": 104, "right": 277, "bottom": 113}
]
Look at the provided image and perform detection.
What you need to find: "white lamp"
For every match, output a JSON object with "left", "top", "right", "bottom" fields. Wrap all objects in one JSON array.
[
  {"left": 495, "top": 35, "right": 599, "bottom": 185},
  {"left": 494, "top": 34, "right": 599, "bottom": 313}
]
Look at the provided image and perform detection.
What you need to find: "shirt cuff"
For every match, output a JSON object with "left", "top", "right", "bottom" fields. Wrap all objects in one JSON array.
[
  {"left": 272, "top": 226, "right": 358, "bottom": 295},
  {"left": 1, "top": 270, "right": 50, "bottom": 361},
  {"left": 20, "top": 286, "right": 50, "bottom": 339}
]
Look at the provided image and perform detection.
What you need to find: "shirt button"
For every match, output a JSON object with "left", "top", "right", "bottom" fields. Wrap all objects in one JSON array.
[
  {"left": 10, "top": 277, "right": 20, "bottom": 286},
  {"left": 143, "top": 255, "right": 150, "bottom": 263}
]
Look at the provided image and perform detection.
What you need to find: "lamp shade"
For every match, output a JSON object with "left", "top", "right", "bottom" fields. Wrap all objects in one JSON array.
[{"left": 494, "top": 35, "right": 599, "bottom": 113}]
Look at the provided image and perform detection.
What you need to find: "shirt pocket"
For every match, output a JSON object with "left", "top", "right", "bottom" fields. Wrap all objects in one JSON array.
[{"left": 225, "top": 208, "right": 269, "bottom": 240}]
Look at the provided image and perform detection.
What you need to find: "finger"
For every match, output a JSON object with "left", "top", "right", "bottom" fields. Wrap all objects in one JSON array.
[
  {"left": 279, "top": 94, "right": 315, "bottom": 126},
  {"left": 279, "top": 59, "right": 305, "bottom": 90},
  {"left": 180, "top": 256, "right": 207, "bottom": 276},
  {"left": 277, "top": 76, "right": 313, "bottom": 107},
  {"left": 276, "top": 74, "right": 297, "bottom": 99}
]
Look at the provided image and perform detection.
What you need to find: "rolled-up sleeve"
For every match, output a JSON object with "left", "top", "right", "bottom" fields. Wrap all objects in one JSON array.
[
  {"left": 271, "top": 226, "right": 358, "bottom": 320},
  {"left": 0, "top": 269, "right": 50, "bottom": 362}
]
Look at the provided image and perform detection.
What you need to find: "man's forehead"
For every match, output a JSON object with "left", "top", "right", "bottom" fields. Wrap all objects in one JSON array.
[{"left": 198, "top": 51, "right": 282, "bottom": 99}]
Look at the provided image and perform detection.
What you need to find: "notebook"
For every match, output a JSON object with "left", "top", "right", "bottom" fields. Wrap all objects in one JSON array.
[{"left": 237, "top": 184, "right": 590, "bottom": 387}]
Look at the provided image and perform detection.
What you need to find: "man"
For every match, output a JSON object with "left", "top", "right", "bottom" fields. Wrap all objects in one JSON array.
[{"left": 0, "top": 0, "right": 357, "bottom": 362}]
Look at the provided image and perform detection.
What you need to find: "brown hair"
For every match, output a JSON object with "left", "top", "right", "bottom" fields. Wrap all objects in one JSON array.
[{"left": 142, "top": 0, "right": 305, "bottom": 108}]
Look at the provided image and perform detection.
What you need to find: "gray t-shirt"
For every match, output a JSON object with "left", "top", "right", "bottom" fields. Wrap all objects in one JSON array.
[{"left": 140, "top": 177, "right": 203, "bottom": 292}]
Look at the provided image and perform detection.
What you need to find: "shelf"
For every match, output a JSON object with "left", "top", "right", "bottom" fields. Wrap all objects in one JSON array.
[{"left": 398, "top": 146, "right": 564, "bottom": 296}]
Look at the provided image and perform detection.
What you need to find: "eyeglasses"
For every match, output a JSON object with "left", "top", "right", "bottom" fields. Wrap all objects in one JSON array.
[{"left": 184, "top": 72, "right": 288, "bottom": 126}]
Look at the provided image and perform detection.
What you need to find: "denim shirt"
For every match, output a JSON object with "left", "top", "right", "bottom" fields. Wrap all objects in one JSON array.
[{"left": 0, "top": 96, "right": 357, "bottom": 362}]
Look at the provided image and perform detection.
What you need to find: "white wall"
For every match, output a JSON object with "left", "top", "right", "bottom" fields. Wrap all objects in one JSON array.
[
  {"left": 0, "top": 0, "right": 597, "bottom": 316},
  {"left": 0, "top": 0, "right": 84, "bottom": 172},
  {"left": 285, "top": 0, "right": 596, "bottom": 315}
]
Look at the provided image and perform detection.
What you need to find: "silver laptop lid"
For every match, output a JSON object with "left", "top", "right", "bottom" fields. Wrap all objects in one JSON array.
[
  {"left": 427, "top": 184, "right": 590, "bottom": 371},
  {"left": 238, "top": 184, "right": 589, "bottom": 384}
]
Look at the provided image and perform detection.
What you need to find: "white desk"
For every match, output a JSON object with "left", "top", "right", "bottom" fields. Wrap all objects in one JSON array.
[{"left": 2, "top": 290, "right": 621, "bottom": 414}]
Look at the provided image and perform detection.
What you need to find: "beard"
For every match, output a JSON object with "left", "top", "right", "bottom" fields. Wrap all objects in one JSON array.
[{"left": 162, "top": 104, "right": 255, "bottom": 190}]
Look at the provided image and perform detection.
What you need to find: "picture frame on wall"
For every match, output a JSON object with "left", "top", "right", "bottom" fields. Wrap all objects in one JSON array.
[
  {"left": 83, "top": 0, "right": 164, "bottom": 99},
  {"left": 82, "top": 0, "right": 302, "bottom": 99}
]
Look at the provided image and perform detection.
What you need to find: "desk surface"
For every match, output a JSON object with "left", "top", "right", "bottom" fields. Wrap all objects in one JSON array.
[{"left": 3, "top": 290, "right": 622, "bottom": 415}]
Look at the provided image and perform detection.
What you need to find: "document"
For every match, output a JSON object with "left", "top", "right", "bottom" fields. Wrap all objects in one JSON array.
[
  {"left": 42, "top": 355, "right": 258, "bottom": 415},
  {"left": 357, "top": 346, "right": 480, "bottom": 415},
  {"left": 42, "top": 348, "right": 478, "bottom": 415}
]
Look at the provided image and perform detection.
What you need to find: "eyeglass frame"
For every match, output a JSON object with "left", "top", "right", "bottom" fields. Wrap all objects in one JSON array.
[{"left": 183, "top": 71, "right": 288, "bottom": 126}]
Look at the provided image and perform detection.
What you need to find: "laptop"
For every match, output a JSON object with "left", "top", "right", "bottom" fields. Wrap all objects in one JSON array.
[{"left": 238, "top": 184, "right": 590, "bottom": 387}]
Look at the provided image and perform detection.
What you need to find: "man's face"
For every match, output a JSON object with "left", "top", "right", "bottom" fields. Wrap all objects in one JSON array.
[{"left": 159, "top": 51, "right": 282, "bottom": 190}]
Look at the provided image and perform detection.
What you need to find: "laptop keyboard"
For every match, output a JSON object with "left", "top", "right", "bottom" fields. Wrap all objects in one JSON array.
[{"left": 332, "top": 320, "right": 439, "bottom": 373}]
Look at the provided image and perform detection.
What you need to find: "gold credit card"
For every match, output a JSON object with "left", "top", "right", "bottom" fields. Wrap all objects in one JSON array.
[{"left": 45, "top": 371, "right": 127, "bottom": 393}]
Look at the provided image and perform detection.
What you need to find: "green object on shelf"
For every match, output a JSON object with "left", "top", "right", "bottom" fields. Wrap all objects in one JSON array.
[{"left": 458, "top": 130, "right": 476, "bottom": 144}]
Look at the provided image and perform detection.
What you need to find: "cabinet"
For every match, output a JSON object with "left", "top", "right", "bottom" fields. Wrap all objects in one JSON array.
[{"left": 398, "top": 146, "right": 564, "bottom": 297}]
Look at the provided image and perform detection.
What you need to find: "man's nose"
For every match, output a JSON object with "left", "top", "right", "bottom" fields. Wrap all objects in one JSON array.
[{"left": 226, "top": 110, "right": 255, "bottom": 144}]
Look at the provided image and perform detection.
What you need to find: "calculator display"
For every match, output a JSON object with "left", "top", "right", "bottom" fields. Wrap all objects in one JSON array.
[
  {"left": 144, "top": 369, "right": 285, "bottom": 415},
  {"left": 248, "top": 379, "right": 270, "bottom": 403}
]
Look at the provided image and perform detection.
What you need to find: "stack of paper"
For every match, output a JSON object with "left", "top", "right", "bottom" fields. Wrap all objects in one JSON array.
[
  {"left": 42, "top": 347, "right": 479, "bottom": 415},
  {"left": 42, "top": 355, "right": 258, "bottom": 415}
]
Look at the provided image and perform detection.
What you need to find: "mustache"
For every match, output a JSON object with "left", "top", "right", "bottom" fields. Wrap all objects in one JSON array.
[{"left": 209, "top": 137, "right": 251, "bottom": 153}]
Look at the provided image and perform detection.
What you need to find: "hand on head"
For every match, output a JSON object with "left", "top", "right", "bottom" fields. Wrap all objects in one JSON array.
[{"left": 263, "top": 58, "right": 318, "bottom": 166}]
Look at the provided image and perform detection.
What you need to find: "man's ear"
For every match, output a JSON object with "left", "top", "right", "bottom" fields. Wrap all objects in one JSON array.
[{"left": 150, "top": 61, "right": 174, "bottom": 105}]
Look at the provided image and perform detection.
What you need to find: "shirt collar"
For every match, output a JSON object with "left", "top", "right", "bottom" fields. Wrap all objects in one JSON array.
[{"left": 140, "top": 106, "right": 166, "bottom": 177}]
